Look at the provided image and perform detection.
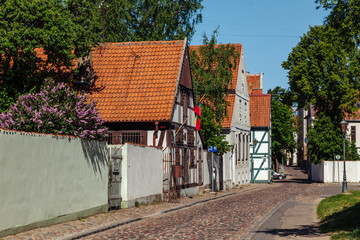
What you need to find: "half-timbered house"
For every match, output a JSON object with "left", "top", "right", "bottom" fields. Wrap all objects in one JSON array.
[
  {"left": 88, "top": 39, "right": 203, "bottom": 201},
  {"left": 249, "top": 93, "right": 272, "bottom": 183}
]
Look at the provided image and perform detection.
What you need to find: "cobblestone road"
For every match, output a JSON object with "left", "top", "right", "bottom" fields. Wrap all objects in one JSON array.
[
  {"left": 3, "top": 166, "right": 321, "bottom": 240},
  {"left": 82, "top": 167, "right": 318, "bottom": 240}
]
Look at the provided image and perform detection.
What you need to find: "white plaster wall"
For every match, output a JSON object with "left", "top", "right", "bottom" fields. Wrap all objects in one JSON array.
[
  {"left": 235, "top": 51, "right": 249, "bottom": 101},
  {"left": 121, "top": 143, "right": 163, "bottom": 204},
  {"left": 347, "top": 122, "right": 360, "bottom": 154},
  {"left": 254, "top": 132, "right": 269, "bottom": 153},
  {"left": 0, "top": 129, "right": 108, "bottom": 233},
  {"left": 234, "top": 168, "right": 250, "bottom": 185},
  {"left": 222, "top": 150, "right": 232, "bottom": 189},
  {"left": 312, "top": 161, "right": 360, "bottom": 183},
  {"left": 221, "top": 49, "right": 251, "bottom": 187},
  {"left": 253, "top": 158, "right": 270, "bottom": 181},
  {"left": 222, "top": 134, "right": 233, "bottom": 187},
  {"left": 250, "top": 129, "right": 271, "bottom": 182}
]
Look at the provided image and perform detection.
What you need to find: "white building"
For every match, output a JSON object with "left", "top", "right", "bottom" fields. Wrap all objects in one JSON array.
[{"left": 221, "top": 44, "right": 251, "bottom": 188}]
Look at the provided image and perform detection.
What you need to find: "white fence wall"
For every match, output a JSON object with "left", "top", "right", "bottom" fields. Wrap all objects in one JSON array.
[
  {"left": 312, "top": 161, "right": 360, "bottom": 183},
  {"left": 0, "top": 128, "right": 108, "bottom": 237},
  {"left": 119, "top": 143, "right": 163, "bottom": 208}
]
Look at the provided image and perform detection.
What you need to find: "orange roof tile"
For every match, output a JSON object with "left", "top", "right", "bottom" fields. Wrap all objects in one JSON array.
[
  {"left": 250, "top": 94, "right": 271, "bottom": 127},
  {"left": 223, "top": 94, "right": 236, "bottom": 128},
  {"left": 247, "top": 73, "right": 261, "bottom": 94},
  {"left": 252, "top": 89, "right": 263, "bottom": 95},
  {"left": 189, "top": 44, "right": 242, "bottom": 90},
  {"left": 89, "top": 40, "right": 186, "bottom": 122}
]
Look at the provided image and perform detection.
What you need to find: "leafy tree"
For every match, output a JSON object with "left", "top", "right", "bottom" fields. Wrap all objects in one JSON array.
[
  {"left": 190, "top": 31, "right": 239, "bottom": 155},
  {"left": 267, "top": 86, "right": 294, "bottom": 106},
  {"left": 267, "top": 87, "right": 296, "bottom": 166},
  {"left": 282, "top": 25, "right": 360, "bottom": 119},
  {"left": 283, "top": 23, "right": 360, "bottom": 163},
  {"left": 349, "top": 141, "right": 360, "bottom": 160},
  {"left": 66, "top": 0, "right": 203, "bottom": 42},
  {"left": 65, "top": 0, "right": 102, "bottom": 51},
  {"left": 307, "top": 114, "right": 342, "bottom": 164},
  {"left": 307, "top": 113, "right": 360, "bottom": 162},
  {"left": 316, "top": 0, "right": 360, "bottom": 46},
  {"left": 199, "top": 107, "right": 231, "bottom": 155},
  {"left": 0, "top": 79, "right": 107, "bottom": 140},
  {"left": 0, "top": 0, "right": 97, "bottom": 111}
]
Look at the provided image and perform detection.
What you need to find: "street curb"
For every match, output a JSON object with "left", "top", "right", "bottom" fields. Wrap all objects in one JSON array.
[
  {"left": 242, "top": 186, "right": 306, "bottom": 240},
  {"left": 242, "top": 197, "right": 294, "bottom": 240},
  {"left": 62, "top": 218, "right": 142, "bottom": 240},
  {"left": 62, "top": 192, "right": 238, "bottom": 240}
]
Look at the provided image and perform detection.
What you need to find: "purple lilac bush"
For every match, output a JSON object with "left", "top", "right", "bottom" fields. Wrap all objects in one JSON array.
[{"left": 0, "top": 79, "right": 108, "bottom": 140}]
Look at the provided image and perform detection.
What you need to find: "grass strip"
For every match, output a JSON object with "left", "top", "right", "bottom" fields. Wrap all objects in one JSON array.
[{"left": 317, "top": 191, "right": 360, "bottom": 239}]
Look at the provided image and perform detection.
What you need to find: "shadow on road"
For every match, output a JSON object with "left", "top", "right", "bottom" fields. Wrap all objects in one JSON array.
[
  {"left": 257, "top": 224, "right": 326, "bottom": 238},
  {"left": 273, "top": 178, "right": 312, "bottom": 184}
]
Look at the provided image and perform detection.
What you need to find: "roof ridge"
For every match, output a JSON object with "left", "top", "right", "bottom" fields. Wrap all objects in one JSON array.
[
  {"left": 101, "top": 40, "right": 185, "bottom": 48},
  {"left": 190, "top": 43, "right": 243, "bottom": 47},
  {"left": 250, "top": 94, "right": 271, "bottom": 97}
]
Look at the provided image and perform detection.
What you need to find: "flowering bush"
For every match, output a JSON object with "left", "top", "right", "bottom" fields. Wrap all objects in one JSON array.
[{"left": 0, "top": 79, "right": 108, "bottom": 140}]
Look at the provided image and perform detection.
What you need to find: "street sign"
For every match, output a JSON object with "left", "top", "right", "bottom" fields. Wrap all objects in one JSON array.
[
  {"left": 208, "top": 146, "right": 218, "bottom": 152},
  {"left": 336, "top": 155, "right": 340, "bottom": 160}
]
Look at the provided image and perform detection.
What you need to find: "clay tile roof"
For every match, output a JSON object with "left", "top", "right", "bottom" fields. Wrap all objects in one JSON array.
[
  {"left": 189, "top": 43, "right": 242, "bottom": 90},
  {"left": 252, "top": 89, "right": 263, "bottom": 95},
  {"left": 89, "top": 40, "right": 186, "bottom": 123},
  {"left": 250, "top": 94, "right": 271, "bottom": 127},
  {"left": 247, "top": 73, "right": 261, "bottom": 94},
  {"left": 223, "top": 94, "right": 236, "bottom": 128}
]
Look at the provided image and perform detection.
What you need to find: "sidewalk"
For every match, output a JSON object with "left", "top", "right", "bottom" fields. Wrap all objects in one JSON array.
[
  {"left": 2, "top": 185, "right": 265, "bottom": 240},
  {"left": 246, "top": 166, "right": 360, "bottom": 240}
]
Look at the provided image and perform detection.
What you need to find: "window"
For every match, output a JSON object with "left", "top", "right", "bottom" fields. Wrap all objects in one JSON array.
[
  {"left": 351, "top": 126, "right": 356, "bottom": 143},
  {"left": 107, "top": 131, "right": 146, "bottom": 145},
  {"left": 106, "top": 132, "right": 113, "bottom": 144},
  {"left": 190, "top": 150, "right": 196, "bottom": 168},
  {"left": 242, "top": 135, "right": 245, "bottom": 162},
  {"left": 121, "top": 132, "right": 141, "bottom": 144}
]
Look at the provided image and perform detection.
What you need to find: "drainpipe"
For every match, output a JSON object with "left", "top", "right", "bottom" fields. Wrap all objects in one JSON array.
[{"left": 153, "top": 121, "right": 159, "bottom": 146}]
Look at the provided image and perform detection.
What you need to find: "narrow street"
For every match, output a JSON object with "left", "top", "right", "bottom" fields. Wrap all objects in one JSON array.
[
  {"left": 3, "top": 166, "right": 331, "bottom": 240},
  {"left": 80, "top": 167, "right": 325, "bottom": 240}
]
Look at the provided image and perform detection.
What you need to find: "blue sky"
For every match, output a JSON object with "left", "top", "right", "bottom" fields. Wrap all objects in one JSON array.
[{"left": 190, "top": 0, "right": 330, "bottom": 93}]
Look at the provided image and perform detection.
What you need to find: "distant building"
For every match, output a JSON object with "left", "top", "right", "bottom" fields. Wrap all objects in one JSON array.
[{"left": 247, "top": 73, "right": 272, "bottom": 183}]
